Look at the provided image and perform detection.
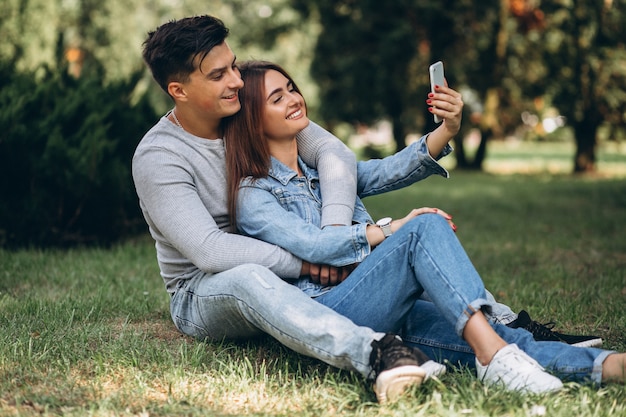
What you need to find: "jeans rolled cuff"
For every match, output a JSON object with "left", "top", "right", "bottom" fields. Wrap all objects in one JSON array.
[
  {"left": 591, "top": 349, "right": 616, "bottom": 384},
  {"left": 454, "top": 298, "right": 494, "bottom": 338}
]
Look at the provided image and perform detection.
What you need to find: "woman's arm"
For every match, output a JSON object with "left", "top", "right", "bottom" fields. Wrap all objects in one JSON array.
[
  {"left": 236, "top": 183, "right": 371, "bottom": 267},
  {"left": 296, "top": 121, "right": 356, "bottom": 227},
  {"left": 236, "top": 183, "right": 456, "bottom": 267},
  {"left": 353, "top": 83, "right": 463, "bottom": 198},
  {"left": 355, "top": 136, "right": 451, "bottom": 198}
]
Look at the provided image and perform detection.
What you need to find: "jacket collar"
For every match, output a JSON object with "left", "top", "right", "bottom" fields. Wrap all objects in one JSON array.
[{"left": 267, "top": 156, "right": 319, "bottom": 185}]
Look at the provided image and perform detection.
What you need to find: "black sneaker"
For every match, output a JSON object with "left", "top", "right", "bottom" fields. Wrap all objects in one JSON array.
[
  {"left": 369, "top": 334, "right": 445, "bottom": 403},
  {"left": 507, "top": 310, "right": 603, "bottom": 348}
]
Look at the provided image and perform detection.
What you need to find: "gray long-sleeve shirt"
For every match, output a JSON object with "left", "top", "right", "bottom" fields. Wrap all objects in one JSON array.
[{"left": 132, "top": 116, "right": 356, "bottom": 292}]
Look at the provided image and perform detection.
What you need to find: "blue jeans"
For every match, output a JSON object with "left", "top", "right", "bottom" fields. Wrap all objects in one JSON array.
[
  {"left": 170, "top": 215, "right": 611, "bottom": 383},
  {"left": 315, "top": 214, "right": 611, "bottom": 383},
  {"left": 169, "top": 264, "right": 384, "bottom": 378}
]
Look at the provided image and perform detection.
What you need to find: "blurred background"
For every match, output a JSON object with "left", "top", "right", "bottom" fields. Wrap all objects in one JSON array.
[{"left": 1, "top": 0, "right": 625, "bottom": 248}]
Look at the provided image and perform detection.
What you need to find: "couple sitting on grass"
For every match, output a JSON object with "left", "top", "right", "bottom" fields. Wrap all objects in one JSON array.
[{"left": 133, "top": 15, "right": 625, "bottom": 404}]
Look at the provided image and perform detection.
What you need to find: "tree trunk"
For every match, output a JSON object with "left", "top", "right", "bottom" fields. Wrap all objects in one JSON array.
[
  {"left": 573, "top": 120, "right": 599, "bottom": 173},
  {"left": 391, "top": 115, "right": 407, "bottom": 151},
  {"left": 453, "top": 128, "right": 490, "bottom": 171},
  {"left": 472, "top": 128, "right": 491, "bottom": 170}
]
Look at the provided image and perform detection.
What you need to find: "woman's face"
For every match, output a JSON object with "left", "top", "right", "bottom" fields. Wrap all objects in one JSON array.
[{"left": 261, "top": 69, "right": 309, "bottom": 141}]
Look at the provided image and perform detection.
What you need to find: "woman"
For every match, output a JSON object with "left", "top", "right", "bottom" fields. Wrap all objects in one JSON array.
[{"left": 223, "top": 61, "right": 626, "bottom": 393}]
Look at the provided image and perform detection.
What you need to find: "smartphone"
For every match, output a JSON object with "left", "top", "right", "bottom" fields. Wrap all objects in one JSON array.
[{"left": 429, "top": 61, "right": 445, "bottom": 123}]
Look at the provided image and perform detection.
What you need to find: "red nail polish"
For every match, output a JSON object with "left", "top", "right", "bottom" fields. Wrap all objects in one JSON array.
[
  {"left": 428, "top": 93, "right": 434, "bottom": 98},
  {"left": 426, "top": 99, "right": 432, "bottom": 104}
]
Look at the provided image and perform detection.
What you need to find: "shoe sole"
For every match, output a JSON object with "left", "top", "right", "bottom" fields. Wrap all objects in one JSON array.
[
  {"left": 570, "top": 338, "right": 603, "bottom": 348},
  {"left": 375, "top": 365, "right": 426, "bottom": 403}
]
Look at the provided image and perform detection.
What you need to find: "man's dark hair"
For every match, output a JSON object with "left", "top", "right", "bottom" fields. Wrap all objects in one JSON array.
[{"left": 142, "top": 15, "right": 229, "bottom": 94}]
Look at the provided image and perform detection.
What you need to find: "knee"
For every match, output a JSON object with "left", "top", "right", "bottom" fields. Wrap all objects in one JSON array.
[
  {"left": 233, "top": 263, "right": 274, "bottom": 275},
  {"left": 407, "top": 213, "right": 448, "bottom": 230},
  {"left": 231, "top": 264, "right": 284, "bottom": 288}
]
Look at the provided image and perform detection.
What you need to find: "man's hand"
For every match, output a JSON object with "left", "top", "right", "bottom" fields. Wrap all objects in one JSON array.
[{"left": 308, "top": 263, "right": 354, "bottom": 286}]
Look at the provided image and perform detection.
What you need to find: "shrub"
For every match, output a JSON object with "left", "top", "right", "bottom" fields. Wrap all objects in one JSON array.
[{"left": 0, "top": 62, "right": 159, "bottom": 247}]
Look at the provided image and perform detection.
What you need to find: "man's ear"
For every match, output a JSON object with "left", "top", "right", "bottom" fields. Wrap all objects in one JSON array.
[{"left": 167, "top": 82, "right": 187, "bottom": 101}]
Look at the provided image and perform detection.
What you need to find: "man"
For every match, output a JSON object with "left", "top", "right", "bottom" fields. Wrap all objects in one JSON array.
[
  {"left": 132, "top": 15, "right": 600, "bottom": 403},
  {"left": 133, "top": 14, "right": 444, "bottom": 403}
]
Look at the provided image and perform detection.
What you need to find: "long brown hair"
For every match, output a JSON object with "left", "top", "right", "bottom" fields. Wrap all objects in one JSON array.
[{"left": 223, "top": 60, "right": 304, "bottom": 229}]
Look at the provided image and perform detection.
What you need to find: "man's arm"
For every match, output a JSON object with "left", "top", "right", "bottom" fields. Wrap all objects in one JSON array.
[
  {"left": 133, "top": 144, "right": 303, "bottom": 278},
  {"left": 296, "top": 121, "right": 356, "bottom": 227}
]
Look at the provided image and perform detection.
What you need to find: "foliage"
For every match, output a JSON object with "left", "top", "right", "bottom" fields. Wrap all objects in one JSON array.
[
  {"left": 0, "top": 62, "right": 158, "bottom": 248},
  {"left": 0, "top": 0, "right": 319, "bottom": 113},
  {"left": 293, "top": 0, "right": 626, "bottom": 172}
]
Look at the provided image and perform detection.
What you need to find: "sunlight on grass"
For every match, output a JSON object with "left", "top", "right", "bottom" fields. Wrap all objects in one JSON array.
[{"left": 479, "top": 140, "right": 626, "bottom": 177}]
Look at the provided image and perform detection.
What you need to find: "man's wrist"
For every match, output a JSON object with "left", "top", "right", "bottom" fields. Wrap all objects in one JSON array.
[{"left": 300, "top": 261, "right": 310, "bottom": 276}]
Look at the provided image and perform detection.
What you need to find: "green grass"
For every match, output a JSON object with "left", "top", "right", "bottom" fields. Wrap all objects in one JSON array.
[{"left": 1, "top": 142, "right": 626, "bottom": 416}]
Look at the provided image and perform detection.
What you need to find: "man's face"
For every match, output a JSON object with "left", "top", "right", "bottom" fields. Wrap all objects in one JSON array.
[
  {"left": 182, "top": 42, "right": 244, "bottom": 121},
  {"left": 261, "top": 69, "right": 309, "bottom": 142}
]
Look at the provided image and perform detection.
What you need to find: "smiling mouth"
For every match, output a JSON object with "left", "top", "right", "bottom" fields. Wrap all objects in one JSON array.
[{"left": 286, "top": 109, "right": 302, "bottom": 120}]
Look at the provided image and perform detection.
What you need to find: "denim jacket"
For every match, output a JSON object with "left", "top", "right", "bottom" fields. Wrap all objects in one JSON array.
[{"left": 237, "top": 135, "right": 451, "bottom": 296}]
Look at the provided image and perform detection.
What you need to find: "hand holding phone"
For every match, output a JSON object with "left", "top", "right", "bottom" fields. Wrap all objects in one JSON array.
[{"left": 429, "top": 61, "right": 445, "bottom": 123}]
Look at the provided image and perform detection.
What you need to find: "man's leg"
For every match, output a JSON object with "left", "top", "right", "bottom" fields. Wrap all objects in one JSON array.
[
  {"left": 170, "top": 264, "right": 441, "bottom": 402},
  {"left": 170, "top": 264, "right": 378, "bottom": 377}
]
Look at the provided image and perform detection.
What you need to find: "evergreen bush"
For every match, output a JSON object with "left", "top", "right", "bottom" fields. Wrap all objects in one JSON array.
[{"left": 0, "top": 62, "right": 159, "bottom": 248}]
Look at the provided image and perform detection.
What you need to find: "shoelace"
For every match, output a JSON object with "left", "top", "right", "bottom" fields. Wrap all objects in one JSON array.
[
  {"left": 370, "top": 343, "right": 422, "bottom": 377},
  {"left": 525, "top": 320, "right": 559, "bottom": 340}
]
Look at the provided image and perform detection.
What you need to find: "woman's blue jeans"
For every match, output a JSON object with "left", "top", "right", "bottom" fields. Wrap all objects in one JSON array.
[{"left": 315, "top": 214, "right": 611, "bottom": 383}]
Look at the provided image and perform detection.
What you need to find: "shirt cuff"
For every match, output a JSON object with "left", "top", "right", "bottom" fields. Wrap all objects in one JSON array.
[{"left": 321, "top": 204, "right": 355, "bottom": 227}]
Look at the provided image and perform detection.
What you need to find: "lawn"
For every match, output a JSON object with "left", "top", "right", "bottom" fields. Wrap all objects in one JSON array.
[{"left": 1, "top": 141, "right": 625, "bottom": 416}]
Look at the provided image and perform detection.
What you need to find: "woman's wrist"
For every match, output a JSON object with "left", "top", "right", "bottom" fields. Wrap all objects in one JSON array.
[{"left": 366, "top": 223, "right": 386, "bottom": 247}]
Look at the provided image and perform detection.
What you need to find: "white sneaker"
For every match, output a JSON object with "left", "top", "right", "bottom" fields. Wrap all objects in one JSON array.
[
  {"left": 475, "top": 344, "right": 563, "bottom": 394},
  {"left": 421, "top": 360, "right": 447, "bottom": 381}
]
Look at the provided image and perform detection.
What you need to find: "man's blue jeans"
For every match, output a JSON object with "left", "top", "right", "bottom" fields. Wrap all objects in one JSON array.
[{"left": 170, "top": 263, "right": 384, "bottom": 378}]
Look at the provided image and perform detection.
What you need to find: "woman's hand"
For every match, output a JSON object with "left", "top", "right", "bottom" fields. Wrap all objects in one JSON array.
[
  {"left": 425, "top": 82, "right": 464, "bottom": 158},
  {"left": 392, "top": 207, "right": 457, "bottom": 233},
  {"left": 428, "top": 83, "right": 463, "bottom": 136}
]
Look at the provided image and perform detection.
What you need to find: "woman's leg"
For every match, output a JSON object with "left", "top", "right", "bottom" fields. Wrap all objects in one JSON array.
[
  {"left": 315, "top": 214, "right": 563, "bottom": 392},
  {"left": 316, "top": 214, "right": 510, "bottom": 362},
  {"left": 316, "top": 214, "right": 493, "bottom": 337},
  {"left": 402, "top": 300, "right": 616, "bottom": 384},
  {"left": 170, "top": 264, "right": 382, "bottom": 377}
]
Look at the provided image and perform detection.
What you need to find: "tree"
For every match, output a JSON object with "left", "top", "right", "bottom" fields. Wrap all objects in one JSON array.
[
  {"left": 536, "top": 0, "right": 626, "bottom": 172},
  {"left": 294, "top": 0, "right": 521, "bottom": 169},
  {"left": 294, "top": 0, "right": 626, "bottom": 173}
]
